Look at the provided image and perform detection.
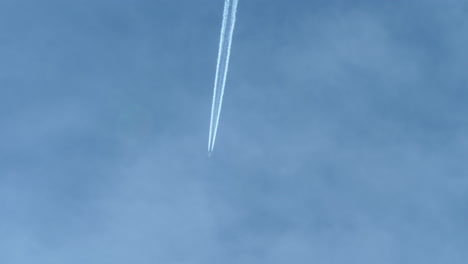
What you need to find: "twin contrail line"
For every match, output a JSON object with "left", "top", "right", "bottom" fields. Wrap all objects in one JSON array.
[{"left": 208, "top": 0, "right": 239, "bottom": 156}]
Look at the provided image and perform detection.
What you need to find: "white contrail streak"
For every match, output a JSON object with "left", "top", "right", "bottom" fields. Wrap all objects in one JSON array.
[{"left": 208, "top": 0, "right": 239, "bottom": 156}]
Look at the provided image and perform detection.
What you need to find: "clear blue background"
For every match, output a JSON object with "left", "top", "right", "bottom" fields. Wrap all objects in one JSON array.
[{"left": 1, "top": 0, "right": 467, "bottom": 263}]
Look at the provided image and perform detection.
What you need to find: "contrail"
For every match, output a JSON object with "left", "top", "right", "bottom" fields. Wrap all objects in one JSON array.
[{"left": 208, "top": 0, "right": 239, "bottom": 156}]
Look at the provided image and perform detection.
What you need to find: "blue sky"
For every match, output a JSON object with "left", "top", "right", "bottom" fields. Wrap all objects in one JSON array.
[{"left": 1, "top": 0, "right": 467, "bottom": 263}]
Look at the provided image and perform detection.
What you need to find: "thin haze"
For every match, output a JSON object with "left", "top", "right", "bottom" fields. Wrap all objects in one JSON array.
[
  {"left": 208, "top": 0, "right": 239, "bottom": 155},
  {"left": 1, "top": 0, "right": 467, "bottom": 263}
]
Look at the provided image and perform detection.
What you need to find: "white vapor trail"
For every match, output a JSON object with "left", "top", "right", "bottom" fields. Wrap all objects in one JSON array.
[{"left": 208, "top": 0, "right": 239, "bottom": 156}]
